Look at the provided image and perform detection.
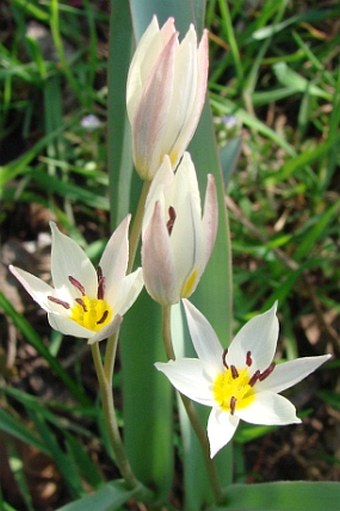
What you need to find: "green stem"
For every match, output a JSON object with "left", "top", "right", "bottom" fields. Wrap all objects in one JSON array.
[
  {"left": 91, "top": 342, "right": 140, "bottom": 490},
  {"left": 128, "top": 180, "right": 151, "bottom": 273},
  {"left": 161, "top": 305, "right": 224, "bottom": 504},
  {"left": 104, "top": 331, "right": 119, "bottom": 383}
]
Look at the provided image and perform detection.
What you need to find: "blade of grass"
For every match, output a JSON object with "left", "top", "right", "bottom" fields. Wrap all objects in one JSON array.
[
  {"left": 56, "top": 480, "right": 139, "bottom": 511},
  {"left": 0, "top": 408, "right": 47, "bottom": 454},
  {"left": 7, "top": 439, "right": 35, "bottom": 511}
]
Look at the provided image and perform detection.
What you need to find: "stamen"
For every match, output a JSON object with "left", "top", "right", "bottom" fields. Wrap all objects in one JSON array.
[
  {"left": 48, "top": 296, "right": 70, "bottom": 309},
  {"left": 248, "top": 369, "right": 260, "bottom": 387},
  {"left": 230, "top": 365, "right": 239, "bottom": 379},
  {"left": 75, "top": 298, "right": 87, "bottom": 312},
  {"left": 97, "top": 310, "right": 109, "bottom": 325},
  {"left": 97, "top": 266, "right": 105, "bottom": 300},
  {"left": 166, "top": 206, "right": 176, "bottom": 235},
  {"left": 230, "top": 396, "right": 237, "bottom": 415},
  {"left": 68, "top": 276, "right": 86, "bottom": 296},
  {"left": 259, "top": 362, "right": 276, "bottom": 381},
  {"left": 222, "top": 348, "right": 229, "bottom": 368},
  {"left": 246, "top": 350, "right": 253, "bottom": 367}
]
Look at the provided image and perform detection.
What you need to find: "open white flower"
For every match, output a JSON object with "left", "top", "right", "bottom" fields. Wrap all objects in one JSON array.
[
  {"left": 142, "top": 152, "right": 218, "bottom": 305},
  {"left": 9, "top": 216, "right": 143, "bottom": 344},
  {"left": 126, "top": 16, "right": 208, "bottom": 180},
  {"left": 155, "top": 300, "right": 331, "bottom": 458}
]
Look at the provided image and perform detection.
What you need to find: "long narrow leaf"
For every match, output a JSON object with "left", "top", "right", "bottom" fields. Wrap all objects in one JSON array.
[
  {"left": 219, "top": 481, "right": 340, "bottom": 511},
  {"left": 56, "top": 480, "right": 138, "bottom": 511}
]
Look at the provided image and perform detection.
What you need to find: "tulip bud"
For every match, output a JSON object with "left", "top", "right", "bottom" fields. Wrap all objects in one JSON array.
[
  {"left": 142, "top": 152, "right": 218, "bottom": 304},
  {"left": 126, "top": 16, "right": 209, "bottom": 180}
]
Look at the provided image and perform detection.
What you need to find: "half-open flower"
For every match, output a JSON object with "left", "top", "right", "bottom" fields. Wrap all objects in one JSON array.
[
  {"left": 9, "top": 216, "right": 143, "bottom": 344},
  {"left": 126, "top": 16, "right": 208, "bottom": 180},
  {"left": 142, "top": 152, "right": 218, "bottom": 305},
  {"left": 155, "top": 300, "right": 331, "bottom": 458}
]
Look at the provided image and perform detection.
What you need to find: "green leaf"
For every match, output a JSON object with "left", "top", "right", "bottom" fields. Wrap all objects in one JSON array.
[
  {"left": 218, "top": 481, "right": 340, "bottom": 511},
  {"left": 29, "top": 410, "right": 84, "bottom": 498},
  {"left": 119, "top": 291, "right": 174, "bottom": 502},
  {"left": 273, "top": 62, "right": 332, "bottom": 100},
  {"left": 56, "top": 480, "right": 138, "bottom": 511},
  {"left": 31, "top": 169, "right": 109, "bottom": 210},
  {"left": 107, "top": 0, "right": 134, "bottom": 227},
  {"left": 64, "top": 432, "right": 104, "bottom": 489},
  {"left": 0, "top": 408, "right": 47, "bottom": 454},
  {"left": 293, "top": 202, "right": 339, "bottom": 261},
  {"left": 211, "top": 95, "right": 296, "bottom": 156}
]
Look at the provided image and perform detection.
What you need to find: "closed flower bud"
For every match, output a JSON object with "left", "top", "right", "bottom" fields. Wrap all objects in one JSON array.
[{"left": 126, "top": 16, "right": 209, "bottom": 180}]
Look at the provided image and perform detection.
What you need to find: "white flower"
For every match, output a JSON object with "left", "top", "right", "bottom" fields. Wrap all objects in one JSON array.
[
  {"left": 9, "top": 216, "right": 143, "bottom": 344},
  {"left": 155, "top": 300, "right": 331, "bottom": 458},
  {"left": 142, "top": 152, "right": 218, "bottom": 305},
  {"left": 126, "top": 16, "right": 208, "bottom": 180}
]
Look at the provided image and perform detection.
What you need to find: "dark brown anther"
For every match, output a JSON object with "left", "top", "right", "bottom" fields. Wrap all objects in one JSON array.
[
  {"left": 48, "top": 296, "right": 70, "bottom": 309},
  {"left": 230, "top": 396, "right": 237, "bottom": 415},
  {"left": 222, "top": 348, "right": 229, "bottom": 368},
  {"left": 246, "top": 350, "right": 253, "bottom": 367},
  {"left": 230, "top": 365, "right": 239, "bottom": 379},
  {"left": 97, "top": 310, "right": 109, "bottom": 325},
  {"left": 97, "top": 266, "right": 105, "bottom": 300},
  {"left": 259, "top": 362, "right": 276, "bottom": 381},
  {"left": 248, "top": 369, "right": 260, "bottom": 387},
  {"left": 166, "top": 206, "right": 176, "bottom": 235},
  {"left": 75, "top": 298, "right": 87, "bottom": 312},
  {"left": 68, "top": 276, "right": 86, "bottom": 296}
]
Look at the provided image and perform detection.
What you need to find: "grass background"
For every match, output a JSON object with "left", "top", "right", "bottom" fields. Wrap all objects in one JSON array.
[{"left": 0, "top": 0, "right": 339, "bottom": 509}]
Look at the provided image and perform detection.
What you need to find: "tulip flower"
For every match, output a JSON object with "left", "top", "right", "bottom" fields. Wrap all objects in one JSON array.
[
  {"left": 9, "top": 216, "right": 143, "bottom": 344},
  {"left": 155, "top": 300, "right": 331, "bottom": 458},
  {"left": 126, "top": 16, "right": 209, "bottom": 180},
  {"left": 142, "top": 152, "right": 218, "bottom": 305}
]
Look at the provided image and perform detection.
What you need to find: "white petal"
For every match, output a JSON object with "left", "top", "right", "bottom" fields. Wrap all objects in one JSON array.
[
  {"left": 170, "top": 154, "right": 204, "bottom": 289},
  {"left": 163, "top": 28, "right": 208, "bottom": 168},
  {"left": 155, "top": 359, "right": 214, "bottom": 406},
  {"left": 207, "top": 408, "right": 239, "bottom": 458},
  {"left": 256, "top": 354, "right": 332, "bottom": 394},
  {"left": 110, "top": 268, "right": 144, "bottom": 315},
  {"left": 226, "top": 302, "right": 278, "bottom": 372},
  {"left": 183, "top": 299, "right": 224, "bottom": 375},
  {"left": 48, "top": 312, "right": 94, "bottom": 339},
  {"left": 87, "top": 314, "right": 123, "bottom": 344},
  {"left": 142, "top": 156, "right": 173, "bottom": 232},
  {"left": 99, "top": 215, "right": 130, "bottom": 292},
  {"left": 237, "top": 391, "right": 301, "bottom": 425},
  {"left": 50, "top": 222, "right": 97, "bottom": 299},
  {"left": 9, "top": 265, "right": 57, "bottom": 312},
  {"left": 126, "top": 17, "right": 176, "bottom": 119},
  {"left": 132, "top": 32, "right": 177, "bottom": 179},
  {"left": 160, "top": 28, "right": 198, "bottom": 161},
  {"left": 142, "top": 202, "right": 178, "bottom": 304}
]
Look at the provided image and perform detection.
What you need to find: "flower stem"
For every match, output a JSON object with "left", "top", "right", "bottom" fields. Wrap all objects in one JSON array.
[
  {"left": 161, "top": 304, "right": 224, "bottom": 504},
  {"left": 104, "top": 331, "right": 119, "bottom": 383},
  {"left": 90, "top": 342, "right": 140, "bottom": 491},
  {"left": 128, "top": 180, "right": 151, "bottom": 273}
]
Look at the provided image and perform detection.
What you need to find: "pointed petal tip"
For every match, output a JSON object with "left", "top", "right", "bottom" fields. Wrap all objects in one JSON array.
[{"left": 49, "top": 220, "right": 57, "bottom": 232}]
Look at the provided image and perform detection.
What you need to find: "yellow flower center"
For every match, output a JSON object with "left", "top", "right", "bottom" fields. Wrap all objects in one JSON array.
[
  {"left": 181, "top": 269, "right": 198, "bottom": 298},
  {"left": 213, "top": 366, "right": 255, "bottom": 413},
  {"left": 70, "top": 296, "right": 113, "bottom": 332}
]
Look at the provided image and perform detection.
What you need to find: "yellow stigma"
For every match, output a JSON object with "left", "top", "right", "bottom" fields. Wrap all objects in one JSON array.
[
  {"left": 213, "top": 367, "right": 255, "bottom": 413},
  {"left": 181, "top": 269, "right": 198, "bottom": 298},
  {"left": 70, "top": 296, "right": 112, "bottom": 332}
]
